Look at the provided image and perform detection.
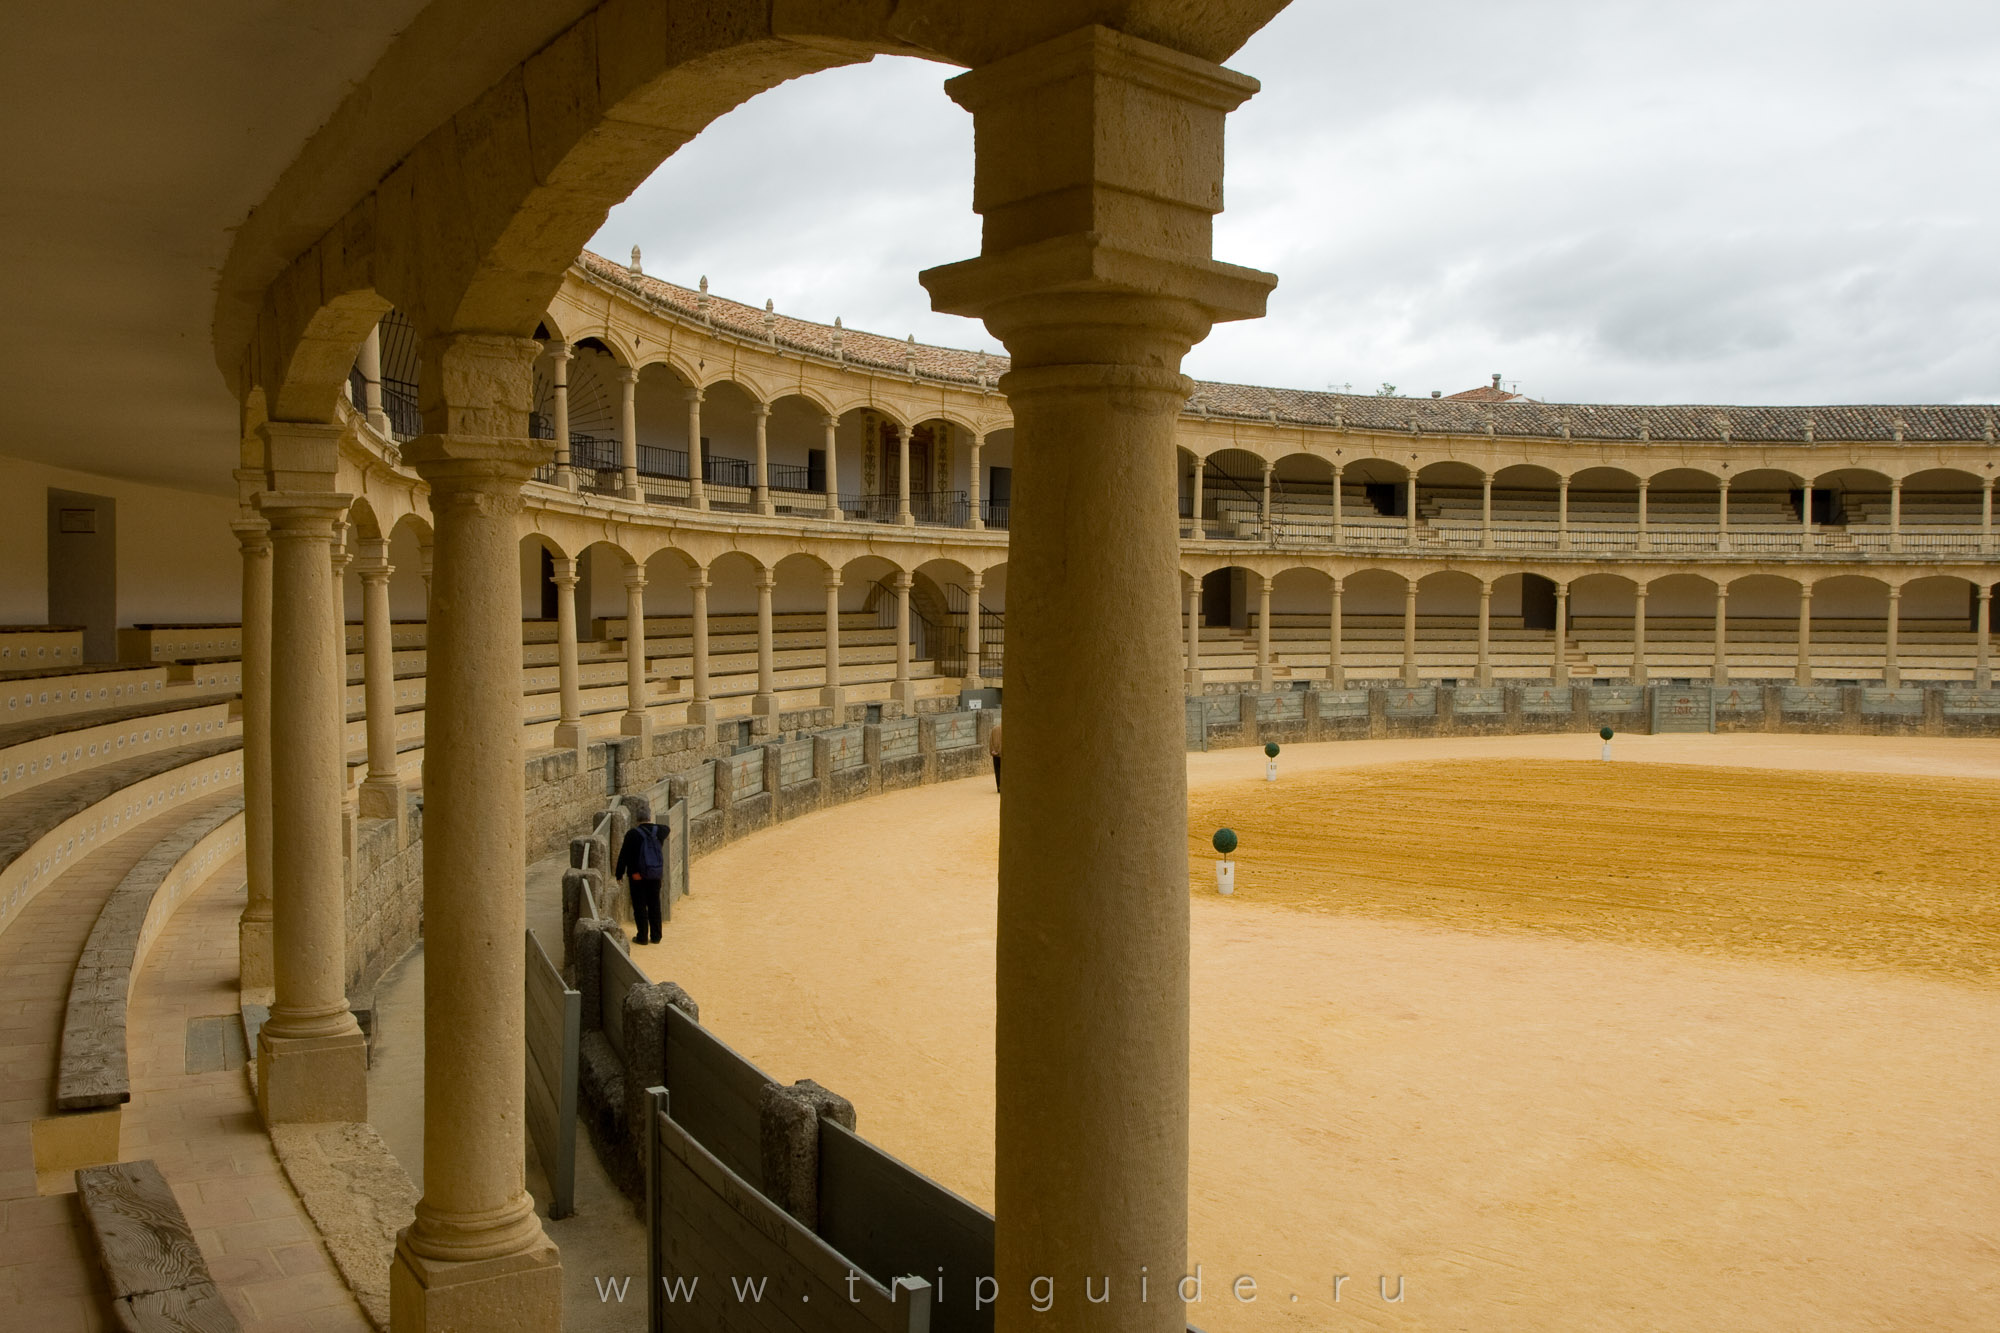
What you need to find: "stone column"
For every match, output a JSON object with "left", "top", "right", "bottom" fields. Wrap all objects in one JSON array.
[
  {"left": 1799, "top": 477, "right": 1814, "bottom": 552},
  {"left": 546, "top": 341, "right": 574, "bottom": 489},
  {"left": 1405, "top": 473, "right": 1418, "bottom": 547},
  {"left": 686, "top": 386, "right": 707, "bottom": 510},
  {"left": 1553, "top": 580, "right": 1570, "bottom": 682},
  {"left": 552, "top": 558, "right": 584, "bottom": 751},
  {"left": 1632, "top": 584, "right": 1649, "bottom": 684},
  {"left": 821, "top": 414, "right": 842, "bottom": 519},
  {"left": 821, "top": 570, "right": 845, "bottom": 712},
  {"left": 419, "top": 541, "right": 434, "bottom": 604},
  {"left": 356, "top": 540, "right": 404, "bottom": 828},
  {"left": 1327, "top": 576, "right": 1344, "bottom": 687},
  {"left": 753, "top": 567, "right": 777, "bottom": 716},
  {"left": 965, "top": 572, "right": 986, "bottom": 687},
  {"left": 1982, "top": 479, "right": 1994, "bottom": 555},
  {"left": 892, "top": 571, "right": 916, "bottom": 708},
  {"left": 616, "top": 365, "right": 640, "bottom": 500},
  {"left": 1716, "top": 478, "right": 1731, "bottom": 552},
  {"left": 1557, "top": 475, "right": 1571, "bottom": 550},
  {"left": 1713, "top": 583, "right": 1730, "bottom": 685},
  {"left": 621, "top": 570, "right": 650, "bottom": 739},
  {"left": 357, "top": 324, "right": 391, "bottom": 437},
  {"left": 1184, "top": 577, "right": 1201, "bottom": 688},
  {"left": 1976, "top": 583, "right": 1992, "bottom": 689},
  {"left": 231, "top": 514, "right": 275, "bottom": 991},
  {"left": 895, "top": 422, "right": 913, "bottom": 525},
  {"left": 1637, "top": 478, "right": 1651, "bottom": 551},
  {"left": 919, "top": 30, "right": 1274, "bottom": 1327},
  {"left": 752, "top": 401, "right": 773, "bottom": 514},
  {"left": 687, "top": 569, "right": 714, "bottom": 725},
  {"left": 1795, "top": 582, "right": 1813, "bottom": 686},
  {"left": 1884, "top": 585, "right": 1901, "bottom": 687},
  {"left": 1475, "top": 579, "right": 1492, "bottom": 686},
  {"left": 1402, "top": 577, "right": 1419, "bottom": 685},
  {"left": 1329, "top": 463, "right": 1343, "bottom": 546},
  {"left": 970, "top": 432, "right": 987, "bottom": 530},
  {"left": 1888, "top": 477, "right": 1902, "bottom": 553},
  {"left": 1259, "top": 459, "right": 1274, "bottom": 542},
  {"left": 1188, "top": 456, "right": 1204, "bottom": 541},
  {"left": 1255, "top": 573, "right": 1273, "bottom": 691},
  {"left": 252, "top": 429, "right": 366, "bottom": 1124},
  {"left": 392, "top": 334, "right": 561, "bottom": 1328},
  {"left": 1480, "top": 471, "right": 1493, "bottom": 550}
]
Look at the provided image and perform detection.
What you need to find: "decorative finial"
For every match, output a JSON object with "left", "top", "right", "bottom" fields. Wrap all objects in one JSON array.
[
  {"left": 628, "top": 246, "right": 642, "bottom": 275},
  {"left": 1638, "top": 407, "right": 1651, "bottom": 443},
  {"left": 763, "top": 299, "right": 776, "bottom": 343},
  {"left": 1716, "top": 412, "right": 1732, "bottom": 444},
  {"left": 1892, "top": 415, "right": 1907, "bottom": 444},
  {"left": 696, "top": 275, "right": 709, "bottom": 320},
  {"left": 904, "top": 334, "right": 917, "bottom": 377},
  {"left": 831, "top": 316, "right": 844, "bottom": 360},
  {"left": 1802, "top": 415, "right": 1815, "bottom": 445}
]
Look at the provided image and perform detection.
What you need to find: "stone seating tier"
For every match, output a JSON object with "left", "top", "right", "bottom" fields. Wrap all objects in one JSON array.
[
  {"left": 1, "top": 698, "right": 238, "bottom": 800},
  {"left": 0, "top": 625, "right": 85, "bottom": 668}
]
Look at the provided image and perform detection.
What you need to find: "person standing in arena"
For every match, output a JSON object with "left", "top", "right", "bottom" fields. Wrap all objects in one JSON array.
[
  {"left": 989, "top": 718, "right": 1002, "bottom": 790},
  {"left": 614, "top": 807, "right": 670, "bottom": 945}
]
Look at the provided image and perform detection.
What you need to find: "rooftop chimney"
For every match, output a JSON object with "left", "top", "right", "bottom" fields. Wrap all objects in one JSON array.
[{"left": 1491, "top": 373, "right": 1503, "bottom": 391}]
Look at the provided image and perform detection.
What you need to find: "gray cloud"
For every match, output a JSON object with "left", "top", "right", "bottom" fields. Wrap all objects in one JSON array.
[{"left": 593, "top": 2, "right": 2000, "bottom": 405}]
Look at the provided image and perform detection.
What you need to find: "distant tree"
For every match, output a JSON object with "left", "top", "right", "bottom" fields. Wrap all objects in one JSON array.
[{"left": 1375, "top": 382, "right": 1398, "bottom": 397}]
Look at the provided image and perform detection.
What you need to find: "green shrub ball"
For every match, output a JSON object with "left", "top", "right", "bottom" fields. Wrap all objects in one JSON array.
[
  {"left": 1264, "top": 742, "right": 1280, "bottom": 758},
  {"left": 1600, "top": 726, "right": 1615, "bottom": 741},
  {"left": 1212, "top": 827, "right": 1238, "bottom": 856}
]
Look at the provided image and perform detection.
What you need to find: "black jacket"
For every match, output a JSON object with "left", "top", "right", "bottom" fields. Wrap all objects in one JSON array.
[{"left": 615, "top": 823, "right": 669, "bottom": 882}]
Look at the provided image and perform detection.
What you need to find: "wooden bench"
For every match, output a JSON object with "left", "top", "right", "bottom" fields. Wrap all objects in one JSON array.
[{"left": 75, "top": 1159, "right": 241, "bottom": 1331}]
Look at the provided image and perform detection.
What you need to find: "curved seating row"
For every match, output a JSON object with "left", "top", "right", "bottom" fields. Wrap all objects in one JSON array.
[
  {"left": 57, "top": 798, "right": 246, "bottom": 1111},
  {"left": 0, "top": 696, "right": 237, "bottom": 798}
]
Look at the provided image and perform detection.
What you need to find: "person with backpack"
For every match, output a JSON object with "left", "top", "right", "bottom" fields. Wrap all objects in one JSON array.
[{"left": 614, "top": 809, "right": 670, "bottom": 945}]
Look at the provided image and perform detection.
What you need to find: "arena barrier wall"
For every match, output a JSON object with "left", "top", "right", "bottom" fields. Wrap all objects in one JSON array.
[
  {"left": 1189, "top": 680, "right": 2000, "bottom": 748},
  {"left": 523, "top": 928, "right": 580, "bottom": 1219}
]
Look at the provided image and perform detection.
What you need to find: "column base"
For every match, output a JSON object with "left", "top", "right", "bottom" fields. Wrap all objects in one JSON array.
[
  {"left": 892, "top": 680, "right": 919, "bottom": 710},
  {"left": 239, "top": 912, "right": 274, "bottom": 991},
  {"left": 686, "top": 699, "right": 716, "bottom": 724},
  {"left": 391, "top": 1233, "right": 562, "bottom": 1333},
  {"left": 1474, "top": 670, "right": 1492, "bottom": 688},
  {"left": 820, "top": 685, "right": 847, "bottom": 712},
  {"left": 256, "top": 1026, "right": 368, "bottom": 1125},
  {"left": 619, "top": 712, "right": 653, "bottom": 742},
  {"left": 621, "top": 485, "right": 643, "bottom": 502},
  {"left": 1327, "top": 670, "right": 1346, "bottom": 689},
  {"left": 1976, "top": 669, "right": 1992, "bottom": 690},
  {"left": 753, "top": 693, "right": 780, "bottom": 718},
  {"left": 899, "top": 513, "right": 915, "bottom": 527},
  {"left": 757, "top": 497, "right": 774, "bottom": 516},
  {"left": 823, "top": 506, "right": 843, "bottom": 522},
  {"left": 971, "top": 519, "right": 986, "bottom": 531},
  {"left": 961, "top": 675, "right": 985, "bottom": 693},
  {"left": 1631, "top": 666, "right": 1648, "bottom": 685},
  {"left": 1795, "top": 670, "right": 1813, "bottom": 687},
  {"left": 552, "top": 721, "right": 587, "bottom": 752},
  {"left": 359, "top": 775, "right": 407, "bottom": 829},
  {"left": 557, "top": 467, "right": 579, "bottom": 492}
]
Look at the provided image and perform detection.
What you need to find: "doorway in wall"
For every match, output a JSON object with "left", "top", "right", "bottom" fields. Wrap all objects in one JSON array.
[
  {"left": 1520, "top": 573, "right": 1558, "bottom": 631},
  {"left": 47, "top": 488, "right": 116, "bottom": 661}
]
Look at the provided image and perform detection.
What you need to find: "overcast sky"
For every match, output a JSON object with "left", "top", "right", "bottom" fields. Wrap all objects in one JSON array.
[{"left": 591, "top": 1, "right": 2000, "bottom": 407}]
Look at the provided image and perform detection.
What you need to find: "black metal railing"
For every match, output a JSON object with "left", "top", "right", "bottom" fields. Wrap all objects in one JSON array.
[
  {"left": 636, "top": 443, "right": 687, "bottom": 479},
  {"left": 982, "top": 500, "right": 1010, "bottom": 530},
  {"left": 381, "top": 377, "right": 421, "bottom": 441},
  {"left": 704, "top": 454, "right": 752, "bottom": 489},
  {"left": 767, "top": 461, "right": 813, "bottom": 492}
]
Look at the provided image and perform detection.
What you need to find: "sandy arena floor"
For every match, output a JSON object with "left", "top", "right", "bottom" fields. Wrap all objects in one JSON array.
[{"left": 635, "top": 733, "right": 2000, "bottom": 1331}]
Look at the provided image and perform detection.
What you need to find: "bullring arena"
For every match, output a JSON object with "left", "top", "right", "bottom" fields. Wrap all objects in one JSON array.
[{"left": 1, "top": 6, "right": 1995, "bottom": 1333}]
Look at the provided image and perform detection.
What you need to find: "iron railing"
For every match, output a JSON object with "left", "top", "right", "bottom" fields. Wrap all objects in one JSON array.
[{"left": 381, "top": 377, "right": 421, "bottom": 441}]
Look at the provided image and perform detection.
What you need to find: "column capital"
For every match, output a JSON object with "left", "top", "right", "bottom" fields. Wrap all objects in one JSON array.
[
  {"left": 892, "top": 571, "right": 914, "bottom": 591},
  {"left": 623, "top": 568, "right": 648, "bottom": 590},
  {"left": 611, "top": 363, "right": 638, "bottom": 384},
  {"left": 550, "top": 557, "right": 579, "bottom": 585},
  {"left": 258, "top": 420, "right": 345, "bottom": 493},
  {"left": 354, "top": 537, "right": 394, "bottom": 582},
  {"left": 751, "top": 400, "right": 771, "bottom": 418},
  {"left": 687, "top": 568, "right": 711, "bottom": 591},
  {"left": 1887, "top": 586, "right": 1902, "bottom": 601},
  {"left": 755, "top": 568, "right": 778, "bottom": 590},
  {"left": 966, "top": 572, "right": 984, "bottom": 591},
  {"left": 684, "top": 384, "right": 704, "bottom": 403},
  {"left": 821, "top": 413, "right": 839, "bottom": 430},
  {"left": 544, "top": 340, "right": 573, "bottom": 363},
  {"left": 231, "top": 516, "right": 272, "bottom": 553},
  {"left": 256, "top": 490, "right": 352, "bottom": 533},
  {"left": 824, "top": 570, "right": 844, "bottom": 590}
]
